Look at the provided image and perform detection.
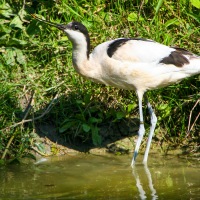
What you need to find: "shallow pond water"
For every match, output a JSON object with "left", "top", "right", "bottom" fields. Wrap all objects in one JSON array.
[{"left": 0, "top": 153, "right": 199, "bottom": 200}]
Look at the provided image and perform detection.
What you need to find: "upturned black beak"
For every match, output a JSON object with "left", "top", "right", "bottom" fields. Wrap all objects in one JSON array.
[
  {"left": 56, "top": 24, "right": 66, "bottom": 31},
  {"left": 31, "top": 14, "right": 64, "bottom": 30}
]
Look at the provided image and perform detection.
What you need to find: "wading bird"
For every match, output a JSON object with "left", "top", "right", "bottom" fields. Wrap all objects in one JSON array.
[{"left": 32, "top": 15, "right": 200, "bottom": 166}]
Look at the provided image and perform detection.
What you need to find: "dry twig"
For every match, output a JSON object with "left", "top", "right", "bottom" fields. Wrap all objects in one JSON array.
[
  {"left": 0, "top": 93, "right": 59, "bottom": 132},
  {"left": 1, "top": 93, "right": 59, "bottom": 159},
  {"left": 186, "top": 99, "right": 200, "bottom": 137}
]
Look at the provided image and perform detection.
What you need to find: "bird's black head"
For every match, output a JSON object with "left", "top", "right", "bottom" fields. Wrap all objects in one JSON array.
[
  {"left": 57, "top": 22, "right": 90, "bottom": 58},
  {"left": 57, "top": 22, "right": 89, "bottom": 38},
  {"left": 69, "top": 22, "right": 89, "bottom": 35},
  {"left": 32, "top": 15, "right": 91, "bottom": 58}
]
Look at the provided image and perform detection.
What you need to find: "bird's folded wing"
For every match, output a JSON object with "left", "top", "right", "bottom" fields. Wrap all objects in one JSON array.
[{"left": 107, "top": 39, "right": 194, "bottom": 67}]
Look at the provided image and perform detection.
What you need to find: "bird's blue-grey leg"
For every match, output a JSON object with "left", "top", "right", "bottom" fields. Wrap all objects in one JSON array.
[
  {"left": 143, "top": 96, "right": 157, "bottom": 163},
  {"left": 131, "top": 91, "right": 145, "bottom": 167}
]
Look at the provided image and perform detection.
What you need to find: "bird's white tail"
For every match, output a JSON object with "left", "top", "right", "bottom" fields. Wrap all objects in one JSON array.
[{"left": 185, "top": 57, "right": 200, "bottom": 76}]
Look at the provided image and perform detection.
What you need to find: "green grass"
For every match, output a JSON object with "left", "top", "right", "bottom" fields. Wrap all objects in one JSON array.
[{"left": 0, "top": 0, "right": 199, "bottom": 163}]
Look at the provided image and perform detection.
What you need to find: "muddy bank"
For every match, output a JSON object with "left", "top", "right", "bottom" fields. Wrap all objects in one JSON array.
[{"left": 31, "top": 121, "right": 199, "bottom": 161}]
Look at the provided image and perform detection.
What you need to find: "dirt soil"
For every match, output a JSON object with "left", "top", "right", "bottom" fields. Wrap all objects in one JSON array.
[{"left": 31, "top": 119, "right": 199, "bottom": 161}]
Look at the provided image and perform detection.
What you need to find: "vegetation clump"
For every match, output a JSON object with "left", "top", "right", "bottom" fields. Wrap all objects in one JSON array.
[{"left": 0, "top": 0, "right": 199, "bottom": 164}]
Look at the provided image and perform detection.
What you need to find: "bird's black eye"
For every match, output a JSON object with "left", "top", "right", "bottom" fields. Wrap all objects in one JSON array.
[{"left": 74, "top": 25, "right": 79, "bottom": 30}]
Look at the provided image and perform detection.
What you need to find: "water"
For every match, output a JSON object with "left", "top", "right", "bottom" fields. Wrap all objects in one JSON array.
[{"left": 0, "top": 153, "right": 199, "bottom": 200}]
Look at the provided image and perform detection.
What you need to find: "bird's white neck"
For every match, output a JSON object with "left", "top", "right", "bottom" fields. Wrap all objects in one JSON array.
[
  {"left": 64, "top": 28, "right": 104, "bottom": 83},
  {"left": 72, "top": 41, "right": 89, "bottom": 74},
  {"left": 71, "top": 39, "right": 106, "bottom": 85},
  {"left": 64, "top": 28, "right": 91, "bottom": 76}
]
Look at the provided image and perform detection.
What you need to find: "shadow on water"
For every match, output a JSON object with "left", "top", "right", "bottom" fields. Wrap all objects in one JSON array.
[{"left": 0, "top": 154, "right": 199, "bottom": 200}]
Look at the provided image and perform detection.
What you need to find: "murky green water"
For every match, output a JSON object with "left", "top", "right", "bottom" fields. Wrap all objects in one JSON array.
[{"left": 0, "top": 153, "right": 199, "bottom": 200}]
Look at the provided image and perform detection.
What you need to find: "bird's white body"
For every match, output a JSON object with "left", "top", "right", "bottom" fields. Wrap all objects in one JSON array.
[
  {"left": 34, "top": 17, "right": 200, "bottom": 166},
  {"left": 70, "top": 31, "right": 200, "bottom": 93}
]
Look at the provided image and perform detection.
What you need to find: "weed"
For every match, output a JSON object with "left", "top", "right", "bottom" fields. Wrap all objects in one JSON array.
[{"left": 0, "top": 0, "right": 199, "bottom": 162}]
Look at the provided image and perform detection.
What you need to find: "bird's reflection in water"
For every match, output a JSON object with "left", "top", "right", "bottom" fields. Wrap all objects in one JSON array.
[{"left": 132, "top": 164, "right": 158, "bottom": 200}]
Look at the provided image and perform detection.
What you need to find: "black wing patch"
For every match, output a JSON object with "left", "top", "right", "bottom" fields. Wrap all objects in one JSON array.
[
  {"left": 107, "top": 38, "right": 154, "bottom": 58},
  {"left": 107, "top": 39, "right": 130, "bottom": 57},
  {"left": 159, "top": 47, "right": 192, "bottom": 67}
]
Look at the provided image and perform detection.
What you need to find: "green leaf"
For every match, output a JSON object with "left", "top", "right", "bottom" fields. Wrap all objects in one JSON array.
[
  {"left": 157, "top": 104, "right": 168, "bottom": 110},
  {"left": 59, "top": 120, "right": 76, "bottom": 133},
  {"left": 89, "top": 117, "right": 102, "bottom": 123},
  {"left": 164, "top": 18, "right": 180, "bottom": 27},
  {"left": 83, "top": 94, "right": 91, "bottom": 104},
  {"left": 3, "top": 47, "right": 16, "bottom": 66},
  {"left": 10, "top": 16, "right": 23, "bottom": 29},
  {"left": 0, "top": 3, "right": 13, "bottom": 18},
  {"left": 0, "top": 24, "right": 11, "bottom": 33},
  {"left": 128, "top": 12, "right": 144, "bottom": 22},
  {"left": 82, "top": 123, "right": 91, "bottom": 132},
  {"left": 91, "top": 126, "right": 101, "bottom": 146},
  {"left": 76, "top": 99, "right": 84, "bottom": 104},
  {"left": 60, "top": 36, "right": 69, "bottom": 41},
  {"left": 15, "top": 49, "right": 26, "bottom": 65},
  {"left": 190, "top": 0, "right": 200, "bottom": 8},
  {"left": 116, "top": 111, "right": 125, "bottom": 120},
  {"left": 35, "top": 143, "right": 46, "bottom": 153},
  {"left": 0, "top": 34, "right": 9, "bottom": 45},
  {"left": 18, "top": 8, "right": 27, "bottom": 22},
  {"left": 2, "top": 47, "right": 26, "bottom": 66},
  {"left": 127, "top": 103, "right": 136, "bottom": 113},
  {"left": 8, "top": 38, "right": 27, "bottom": 46}
]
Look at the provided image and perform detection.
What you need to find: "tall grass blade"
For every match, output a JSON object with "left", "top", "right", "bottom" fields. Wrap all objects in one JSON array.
[
  {"left": 155, "top": 0, "right": 164, "bottom": 14},
  {"left": 151, "top": 0, "right": 164, "bottom": 24}
]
